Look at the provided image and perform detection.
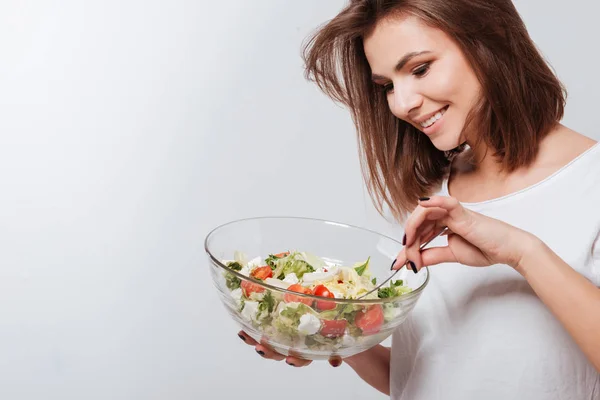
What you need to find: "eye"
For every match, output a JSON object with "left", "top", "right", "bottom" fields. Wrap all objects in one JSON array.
[
  {"left": 412, "top": 62, "right": 431, "bottom": 77},
  {"left": 383, "top": 82, "right": 394, "bottom": 93}
]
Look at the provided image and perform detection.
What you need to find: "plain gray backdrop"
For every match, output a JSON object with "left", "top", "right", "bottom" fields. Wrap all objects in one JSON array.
[{"left": 0, "top": 1, "right": 597, "bottom": 399}]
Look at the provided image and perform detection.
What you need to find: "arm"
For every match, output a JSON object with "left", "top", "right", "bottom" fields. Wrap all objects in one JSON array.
[
  {"left": 396, "top": 195, "right": 600, "bottom": 373},
  {"left": 344, "top": 345, "right": 391, "bottom": 396},
  {"left": 516, "top": 238, "right": 600, "bottom": 372}
]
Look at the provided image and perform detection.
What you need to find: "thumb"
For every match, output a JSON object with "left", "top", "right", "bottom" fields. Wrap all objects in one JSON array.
[{"left": 328, "top": 355, "right": 343, "bottom": 368}]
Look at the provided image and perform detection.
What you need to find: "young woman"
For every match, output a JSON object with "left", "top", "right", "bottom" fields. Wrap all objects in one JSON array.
[{"left": 237, "top": 1, "right": 600, "bottom": 398}]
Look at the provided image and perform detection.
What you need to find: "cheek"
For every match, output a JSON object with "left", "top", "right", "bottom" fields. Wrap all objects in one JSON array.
[
  {"left": 423, "top": 69, "right": 457, "bottom": 104},
  {"left": 454, "top": 63, "right": 481, "bottom": 106},
  {"left": 431, "top": 58, "right": 478, "bottom": 106}
]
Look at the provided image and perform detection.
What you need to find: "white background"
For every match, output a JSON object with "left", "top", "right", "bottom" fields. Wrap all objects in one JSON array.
[{"left": 0, "top": 1, "right": 597, "bottom": 399}]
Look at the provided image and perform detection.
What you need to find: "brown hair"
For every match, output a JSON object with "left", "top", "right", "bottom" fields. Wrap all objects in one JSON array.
[{"left": 302, "top": 0, "right": 566, "bottom": 221}]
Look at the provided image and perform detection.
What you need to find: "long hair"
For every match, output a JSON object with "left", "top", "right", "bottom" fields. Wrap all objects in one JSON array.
[{"left": 302, "top": 0, "right": 566, "bottom": 221}]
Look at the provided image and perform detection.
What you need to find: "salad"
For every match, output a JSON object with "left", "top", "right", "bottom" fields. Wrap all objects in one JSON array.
[{"left": 221, "top": 250, "right": 413, "bottom": 351}]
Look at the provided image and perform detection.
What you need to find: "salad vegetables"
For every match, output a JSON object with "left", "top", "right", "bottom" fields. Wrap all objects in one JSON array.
[{"left": 221, "top": 250, "right": 413, "bottom": 351}]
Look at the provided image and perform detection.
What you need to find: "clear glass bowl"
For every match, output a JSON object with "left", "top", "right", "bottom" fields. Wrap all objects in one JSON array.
[{"left": 204, "top": 216, "right": 429, "bottom": 360}]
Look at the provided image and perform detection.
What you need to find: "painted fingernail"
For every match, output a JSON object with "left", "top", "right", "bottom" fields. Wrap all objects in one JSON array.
[
  {"left": 408, "top": 261, "right": 418, "bottom": 274},
  {"left": 390, "top": 259, "right": 396, "bottom": 270},
  {"left": 256, "top": 350, "right": 265, "bottom": 357},
  {"left": 238, "top": 333, "right": 246, "bottom": 342},
  {"left": 330, "top": 359, "right": 342, "bottom": 367},
  {"left": 419, "top": 197, "right": 430, "bottom": 201},
  {"left": 286, "top": 361, "right": 297, "bottom": 367},
  {"left": 402, "top": 234, "right": 406, "bottom": 246}
]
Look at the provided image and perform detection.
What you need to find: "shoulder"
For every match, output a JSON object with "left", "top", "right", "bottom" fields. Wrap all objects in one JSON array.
[
  {"left": 533, "top": 127, "right": 599, "bottom": 187},
  {"left": 538, "top": 125, "right": 598, "bottom": 166}
]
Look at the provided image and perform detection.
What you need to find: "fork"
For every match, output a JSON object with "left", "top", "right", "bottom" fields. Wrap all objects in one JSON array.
[{"left": 333, "top": 226, "right": 449, "bottom": 319}]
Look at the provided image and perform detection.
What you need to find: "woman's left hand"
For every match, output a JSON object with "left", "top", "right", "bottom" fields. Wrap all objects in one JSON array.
[{"left": 393, "top": 196, "right": 540, "bottom": 271}]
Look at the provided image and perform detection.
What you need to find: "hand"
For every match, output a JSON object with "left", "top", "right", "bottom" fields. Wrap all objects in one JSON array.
[
  {"left": 237, "top": 330, "right": 343, "bottom": 368},
  {"left": 392, "top": 196, "right": 539, "bottom": 271}
]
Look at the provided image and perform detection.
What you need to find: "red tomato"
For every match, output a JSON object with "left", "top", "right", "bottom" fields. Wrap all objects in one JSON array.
[
  {"left": 274, "top": 252, "right": 290, "bottom": 258},
  {"left": 320, "top": 319, "right": 347, "bottom": 338},
  {"left": 312, "top": 284, "right": 336, "bottom": 311},
  {"left": 241, "top": 280, "right": 265, "bottom": 297},
  {"left": 251, "top": 266, "right": 273, "bottom": 280},
  {"left": 354, "top": 305, "right": 384, "bottom": 335},
  {"left": 284, "top": 283, "right": 313, "bottom": 306}
]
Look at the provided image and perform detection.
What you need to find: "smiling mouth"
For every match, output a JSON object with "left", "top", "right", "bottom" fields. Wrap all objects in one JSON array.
[{"left": 419, "top": 106, "right": 449, "bottom": 129}]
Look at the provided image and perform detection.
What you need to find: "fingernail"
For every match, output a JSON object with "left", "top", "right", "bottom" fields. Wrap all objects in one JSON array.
[
  {"left": 390, "top": 259, "right": 396, "bottom": 270},
  {"left": 238, "top": 333, "right": 246, "bottom": 342},
  {"left": 402, "top": 234, "right": 406, "bottom": 246},
  {"left": 408, "top": 261, "right": 418, "bottom": 274},
  {"left": 256, "top": 350, "right": 265, "bottom": 357},
  {"left": 286, "top": 361, "right": 297, "bottom": 367},
  {"left": 419, "top": 197, "right": 430, "bottom": 201},
  {"left": 330, "top": 359, "right": 342, "bottom": 367}
]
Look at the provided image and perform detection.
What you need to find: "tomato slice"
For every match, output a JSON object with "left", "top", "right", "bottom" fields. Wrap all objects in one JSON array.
[
  {"left": 312, "top": 284, "right": 336, "bottom": 311},
  {"left": 241, "top": 280, "right": 265, "bottom": 297},
  {"left": 251, "top": 266, "right": 273, "bottom": 280},
  {"left": 284, "top": 283, "right": 313, "bottom": 306},
  {"left": 274, "top": 252, "right": 290, "bottom": 258},
  {"left": 320, "top": 319, "right": 347, "bottom": 338},
  {"left": 354, "top": 305, "right": 384, "bottom": 335}
]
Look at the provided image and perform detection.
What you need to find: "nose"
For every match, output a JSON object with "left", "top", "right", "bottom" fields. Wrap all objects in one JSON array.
[{"left": 389, "top": 83, "right": 423, "bottom": 120}]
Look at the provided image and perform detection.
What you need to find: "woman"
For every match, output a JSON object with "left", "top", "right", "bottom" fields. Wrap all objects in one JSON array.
[{"left": 237, "top": 1, "right": 600, "bottom": 398}]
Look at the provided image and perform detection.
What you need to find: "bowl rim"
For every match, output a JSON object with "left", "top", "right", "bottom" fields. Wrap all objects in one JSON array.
[{"left": 204, "top": 215, "right": 430, "bottom": 304}]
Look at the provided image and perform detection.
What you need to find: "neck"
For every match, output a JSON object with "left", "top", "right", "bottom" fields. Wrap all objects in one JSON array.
[
  {"left": 458, "top": 123, "right": 568, "bottom": 179},
  {"left": 466, "top": 141, "right": 505, "bottom": 178}
]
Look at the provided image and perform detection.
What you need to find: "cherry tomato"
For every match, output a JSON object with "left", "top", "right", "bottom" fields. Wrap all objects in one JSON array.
[
  {"left": 251, "top": 266, "right": 273, "bottom": 280},
  {"left": 284, "top": 283, "right": 313, "bottom": 306},
  {"left": 320, "top": 319, "right": 347, "bottom": 338},
  {"left": 241, "top": 280, "right": 265, "bottom": 297},
  {"left": 312, "top": 284, "right": 336, "bottom": 311},
  {"left": 354, "top": 305, "right": 384, "bottom": 335}
]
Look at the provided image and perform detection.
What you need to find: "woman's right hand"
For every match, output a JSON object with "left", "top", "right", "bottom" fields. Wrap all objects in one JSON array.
[{"left": 237, "top": 330, "right": 343, "bottom": 368}]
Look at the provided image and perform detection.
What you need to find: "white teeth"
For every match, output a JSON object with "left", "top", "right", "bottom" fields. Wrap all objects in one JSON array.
[{"left": 419, "top": 108, "right": 446, "bottom": 128}]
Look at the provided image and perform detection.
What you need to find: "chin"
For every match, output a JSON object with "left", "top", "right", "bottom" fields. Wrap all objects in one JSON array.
[{"left": 429, "top": 134, "right": 463, "bottom": 152}]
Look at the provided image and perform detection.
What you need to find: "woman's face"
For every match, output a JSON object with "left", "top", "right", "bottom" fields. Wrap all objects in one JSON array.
[{"left": 363, "top": 15, "right": 482, "bottom": 151}]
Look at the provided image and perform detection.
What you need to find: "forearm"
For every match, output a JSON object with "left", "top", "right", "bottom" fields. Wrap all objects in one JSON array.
[
  {"left": 516, "top": 238, "right": 600, "bottom": 372},
  {"left": 344, "top": 345, "right": 391, "bottom": 396}
]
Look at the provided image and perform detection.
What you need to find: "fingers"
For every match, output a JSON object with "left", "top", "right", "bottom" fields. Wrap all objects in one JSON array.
[
  {"left": 403, "top": 206, "right": 448, "bottom": 248},
  {"left": 238, "top": 331, "right": 314, "bottom": 366},
  {"left": 394, "top": 218, "right": 446, "bottom": 271},
  {"left": 285, "top": 356, "right": 313, "bottom": 367},
  {"left": 256, "top": 337, "right": 286, "bottom": 361},
  {"left": 328, "top": 355, "right": 343, "bottom": 368},
  {"left": 238, "top": 331, "right": 285, "bottom": 361},
  {"left": 391, "top": 247, "right": 407, "bottom": 271},
  {"left": 418, "top": 196, "right": 463, "bottom": 216},
  {"left": 238, "top": 330, "right": 258, "bottom": 346},
  {"left": 418, "top": 196, "right": 473, "bottom": 236},
  {"left": 419, "top": 246, "right": 457, "bottom": 268},
  {"left": 286, "top": 355, "right": 342, "bottom": 368},
  {"left": 404, "top": 229, "right": 423, "bottom": 272}
]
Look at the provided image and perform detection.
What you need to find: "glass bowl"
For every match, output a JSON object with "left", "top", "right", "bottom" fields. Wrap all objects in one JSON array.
[{"left": 204, "top": 216, "right": 429, "bottom": 361}]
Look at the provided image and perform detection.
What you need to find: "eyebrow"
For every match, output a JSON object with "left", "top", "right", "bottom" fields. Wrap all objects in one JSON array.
[{"left": 371, "top": 51, "right": 431, "bottom": 81}]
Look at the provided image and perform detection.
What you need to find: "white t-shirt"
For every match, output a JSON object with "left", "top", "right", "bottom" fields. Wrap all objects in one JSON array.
[{"left": 389, "top": 143, "right": 600, "bottom": 400}]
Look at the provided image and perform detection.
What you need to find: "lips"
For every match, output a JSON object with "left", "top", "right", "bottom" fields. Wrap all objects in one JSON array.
[{"left": 418, "top": 105, "right": 448, "bottom": 129}]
